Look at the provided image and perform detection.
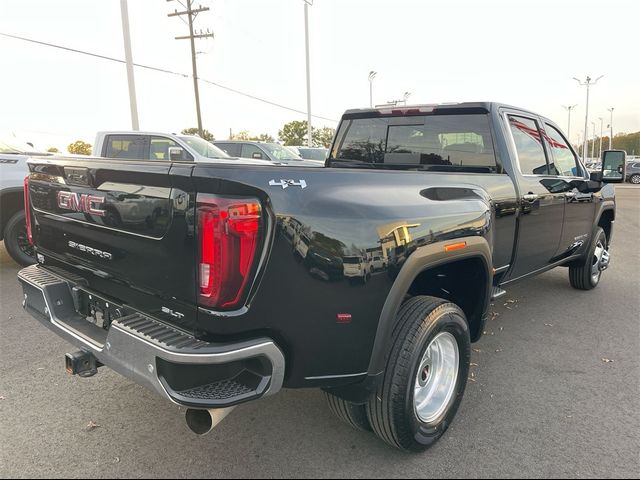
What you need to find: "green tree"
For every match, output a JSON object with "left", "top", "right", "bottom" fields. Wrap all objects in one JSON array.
[
  {"left": 313, "top": 126, "right": 336, "bottom": 148},
  {"left": 230, "top": 130, "right": 251, "bottom": 140},
  {"left": 181, "top": 128, "right": 215, "bottom": 141},
  {"left": 252, "top": 133, "right": 275, "bottom": 143},
  {"left": 46, "top": 147, "right": 59, "bottom": 153},
  {"left": 279, "top": 120, "right": 310, "bottom": 146},
  {"left": 67, "top": 140, "right": 92, "bottom": 155}
]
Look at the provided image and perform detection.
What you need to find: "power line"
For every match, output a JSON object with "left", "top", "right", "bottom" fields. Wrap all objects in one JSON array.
[{"left": 0, "top": 31, "right": 338, "bottom": 123}]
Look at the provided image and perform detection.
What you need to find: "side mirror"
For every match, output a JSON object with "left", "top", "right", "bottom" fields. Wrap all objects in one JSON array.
[
  {"left": 601, "top": 150, "right": 626, "bottom": 183},
  {"left": 252, "top": 152, "right": 263, "bottom": 160},
  {"left": 168, "top": 146, "right": 184, "bottom": 161}
]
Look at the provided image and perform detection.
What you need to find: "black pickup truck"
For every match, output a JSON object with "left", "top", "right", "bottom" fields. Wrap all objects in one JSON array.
[{"left": 17, "top": 102, "right": 626, "bottom": 451}]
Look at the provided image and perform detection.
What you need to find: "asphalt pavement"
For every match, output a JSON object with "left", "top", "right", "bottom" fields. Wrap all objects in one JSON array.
[{"left": 1, "top": 187, "right": 639, "bottom": 478}]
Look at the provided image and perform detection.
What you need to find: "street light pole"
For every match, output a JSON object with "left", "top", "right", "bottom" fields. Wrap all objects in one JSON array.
[
  {"left": 368, "top": 71, "right": 377, "bottom": 108},
  {"left": 120, "top": 0, "right": 139, "bottom": 130},
  {"left": 598, "top": 117, "right": 603, "bottom": 158},
  {"left": 562, "top": 104, "right": 577, "bottom": 139},
  {"left": 403, "top": 91, "right": 411, "bottom": 106},
  {"left": 607, "top": 107, "right": 614, "bottom": 149},
  {"left": 303, "top": 0, "right": 313, "bottom": 147},
  {"left": 591, "top": 122, "right": 596, "bottom": 160},
  {"left": 573, "top": 75, "right": 604, "bottom": 161}
]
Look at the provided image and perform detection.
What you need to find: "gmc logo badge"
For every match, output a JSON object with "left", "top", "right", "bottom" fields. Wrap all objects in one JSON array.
[{"left": 57, "top": 191, "right": 106, "bottom": 217}]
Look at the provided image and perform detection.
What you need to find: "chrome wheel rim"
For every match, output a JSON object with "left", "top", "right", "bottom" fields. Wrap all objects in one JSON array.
[
  {"left": 631, "top": 175, "right": 640, "bottom": 184},
  {"left": 591, "top": 239, "right": 609, "bottom": 283},
  {"left": 414, "top": 331, "right": 459, "bottom": 424}
]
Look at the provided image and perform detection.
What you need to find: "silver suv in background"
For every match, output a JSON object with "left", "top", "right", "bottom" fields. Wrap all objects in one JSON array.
[{"left": 286, "top": 146, "right": 328, "bottom": 164}]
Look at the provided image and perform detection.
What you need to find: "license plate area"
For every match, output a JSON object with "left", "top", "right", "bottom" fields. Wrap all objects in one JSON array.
[{"left": 72, "top": 288, "right": 124, "bottom": 331}]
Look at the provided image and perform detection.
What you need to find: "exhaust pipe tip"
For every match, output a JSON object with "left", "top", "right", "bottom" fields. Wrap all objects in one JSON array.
[{"left": 185, "top": 407, "right": 236, "bottom": 435}]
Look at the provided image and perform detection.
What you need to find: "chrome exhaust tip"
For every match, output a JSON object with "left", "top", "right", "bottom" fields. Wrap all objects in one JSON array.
[{"left": 185, "top": 407, "right": 236, "bottom": 435}]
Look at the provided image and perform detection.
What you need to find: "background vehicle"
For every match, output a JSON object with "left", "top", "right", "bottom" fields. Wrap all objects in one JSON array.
[
  {"left": 625, "top": 161, "right": 640, "bottom": 184},
  {"left": 342, "top": 255, "right": 371, "bottom": 283},
  {"left": 286, "top": 146, "right": 328, "bottom": 163},
  {"left": 212, "top": 140, "right": 317, "bottom": 166},
  {"left": 0, "top": 139, "right": 50, "bottom": 266},
  {"left": 94, "top": 131, "right": 265, "bottom": 165},
  {"left": 18, "top": 102, "right": 623, "bottom": 451}
]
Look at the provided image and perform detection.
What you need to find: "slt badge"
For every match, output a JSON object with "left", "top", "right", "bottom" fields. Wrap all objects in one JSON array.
[{"left": 269, "top": 179, "right": 307, "bottom": 189}]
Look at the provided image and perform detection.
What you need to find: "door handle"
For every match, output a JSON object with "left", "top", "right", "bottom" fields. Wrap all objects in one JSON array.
[{"left": 522, "top": 193, "right": 539, "bottom": 203}]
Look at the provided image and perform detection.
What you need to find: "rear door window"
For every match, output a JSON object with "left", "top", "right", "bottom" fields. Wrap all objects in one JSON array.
[
  {"left": 332, "top": 114, "right": 498, "bottom": 171},
  {"left": 104, "top": 135, "right": 148, "bottom": 159},
  {"left": 507, "top": 116, "right": 550, "bottom": 175},
  {"left": 215, "top": 143, "right": 241, "bottom": 156}
]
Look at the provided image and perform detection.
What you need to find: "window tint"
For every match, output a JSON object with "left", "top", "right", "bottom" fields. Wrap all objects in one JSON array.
[
  {"left": 105, "top": 135, "right": 147, "bottom": 159},
  {"left": 241, "top": 144, "right": 268, "bottom": 160},
  {"left": 215, "top": 143, "right": 241, "bottom": 156},
  {"left": 507, "top": 116, "right": 549, "bottom": 175},
  {"left": 544, "top": 124, "right": 578, "bottom": 176},
  {"left": 333, "top": 114, "right": 497, "bottom": 171}
]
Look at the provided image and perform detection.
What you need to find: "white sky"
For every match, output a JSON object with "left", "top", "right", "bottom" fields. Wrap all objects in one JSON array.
[{"left": 1, "top": 0, "right": 638, "bottom": 152}]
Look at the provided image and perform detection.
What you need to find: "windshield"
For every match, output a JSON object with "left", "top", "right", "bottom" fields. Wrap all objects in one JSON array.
[
  {"left": 178, "top": 136, "right": 229, "bottom": 159},
  {"left": 262, "top": 144, "right": 302, "bottom": 161},
  {"left": 297, "top": 148, "right": 328, "bottom": 161}
]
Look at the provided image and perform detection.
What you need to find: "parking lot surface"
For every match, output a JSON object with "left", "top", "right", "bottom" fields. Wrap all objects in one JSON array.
[{"left": 1, "top": 187, "right": 638, "bottom": 479}]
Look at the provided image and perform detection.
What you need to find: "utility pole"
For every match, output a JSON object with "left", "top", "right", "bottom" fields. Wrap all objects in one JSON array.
[
  {"left": 573, "top": 75, "right": 603, "bottom": 161},
  {"left": 607, "top": 107, "right": 614, "bottom": 149},
  {"left": 303, "top": 0, "right": 313, "bottom": 147},
  {"left": 120, "top": 0, "right": 139, "bottom": 130},
  {"left": 168, "top": 0, "right": 214, "bottom": 138},
  {"left": 598, "top": 117, "right": 603, "bottom": 158},
  {"left": 562, "top": 104, "right": 577, "bottom": 139}
]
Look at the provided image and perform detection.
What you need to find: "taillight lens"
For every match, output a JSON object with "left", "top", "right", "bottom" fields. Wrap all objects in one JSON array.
[
  {"left": 197, "top": 195, "right": 262, "bottom": 310},
  {"left": 23, "top": 175, "right": 33, "bottom": 245}
]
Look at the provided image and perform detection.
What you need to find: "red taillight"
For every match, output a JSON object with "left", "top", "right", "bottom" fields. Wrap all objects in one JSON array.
[
  {"left": 197, "top": 195, "right": 262, "bottom": 310},
  {"left": 23, "top": 175, "right": 33, "bottom": 245}
]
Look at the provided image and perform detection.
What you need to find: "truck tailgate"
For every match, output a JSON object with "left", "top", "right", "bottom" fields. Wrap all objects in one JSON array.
[{"left": 26, "top": 157, "right": 198, "bottom": 332}]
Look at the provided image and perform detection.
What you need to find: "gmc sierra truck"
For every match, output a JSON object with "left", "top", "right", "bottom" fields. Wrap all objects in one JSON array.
[{"left": 17, "top": 102, "right": 626, "bottom": 451}]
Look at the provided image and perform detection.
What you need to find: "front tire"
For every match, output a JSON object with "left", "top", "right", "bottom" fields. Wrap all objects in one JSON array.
[
  {"left": 367, "top": 296, "right": 470, "bottom": 451},
  {"left": 4, "top": 210, "right": 36, "bottom": 267},
  {"left": 569, "top": 227, "right": 609, "bottom": 290}
]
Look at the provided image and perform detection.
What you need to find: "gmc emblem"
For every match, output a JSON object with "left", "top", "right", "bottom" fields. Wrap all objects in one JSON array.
[{"left": 57, "top": 191, "right": 106, "bottom": 217}]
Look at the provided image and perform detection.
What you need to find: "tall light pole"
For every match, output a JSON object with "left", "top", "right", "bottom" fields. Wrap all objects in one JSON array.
[
  {"left": 607, "top": 107, "right": 614, "bottom": 149},
  {"left": 120, "top": 0, "right": 139, "bottom": 130},
  {"left": 368, "top": 71, "right": 377, "bottom": 108},
  {"left": 598, "top": 117, "right": 604, "bottom": 158},
  {"left": 562, "top": 104, "right": 577, "bottom": 139},
  {"left": 303, "top": 0, "right": 313, "bottom": 146},
  {"left": 590, "top": 121, "right": 596, "bottom": 160},
  {"left": 573, "top": 75, "right": 604, "bottom": 160},
  {"left": 402, "top": 92, "right": 411, "bottom": 106}
]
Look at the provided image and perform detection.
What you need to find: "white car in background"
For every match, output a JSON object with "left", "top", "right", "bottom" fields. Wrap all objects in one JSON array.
[{"left": 343, "top": 255, "right": 372, "bottom": 284}]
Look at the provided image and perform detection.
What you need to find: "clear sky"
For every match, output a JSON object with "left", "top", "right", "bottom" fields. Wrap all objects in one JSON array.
[{"left": 0, "top": 0, "right": 638, "bottom": 152}]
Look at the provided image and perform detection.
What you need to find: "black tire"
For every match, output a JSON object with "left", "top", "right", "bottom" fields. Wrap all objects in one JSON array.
[
  {"left": 324, "top": 391, "right": 372, "bottom": 432},
  {"left": 3, "top": 210, "right": 36, "bottom": 267},
  {"left": 569, "top": 227, "right": 608, "bottom": 290},
  {"left": 366, "top": 295, "right": 470, "bottom": 452},
  {"left": 629, "top": 174, "right": 640, "bottom": 184}
]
